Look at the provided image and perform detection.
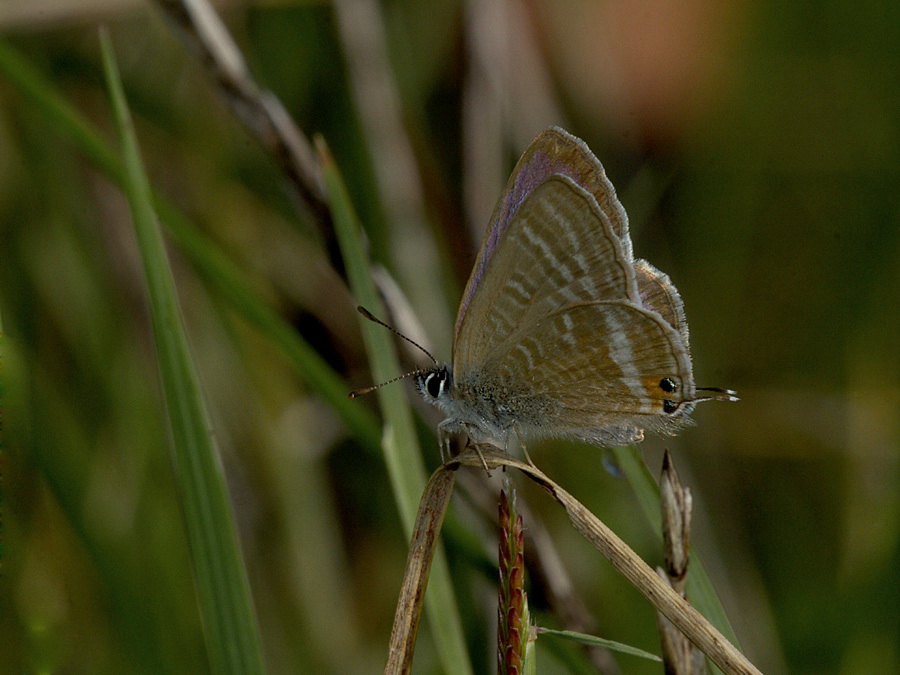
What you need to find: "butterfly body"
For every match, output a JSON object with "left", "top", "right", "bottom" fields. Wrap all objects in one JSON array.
[
  {"left": 416, "top": 364, "right": 559, "bottom": 446},
  {"left": 411, "top": 127, "right": 735, "bottom": 452}
]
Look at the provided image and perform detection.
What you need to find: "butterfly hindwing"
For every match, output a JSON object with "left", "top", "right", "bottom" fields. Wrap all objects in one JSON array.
[
  {"left": 634, "top": 259, "right": 691, "bottom": 348},
  {"left": 457, "top": 301, "right": 695, "bottom": 442}
]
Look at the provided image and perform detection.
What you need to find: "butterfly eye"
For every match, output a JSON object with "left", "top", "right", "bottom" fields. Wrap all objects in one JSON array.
[
  {"left": 659, "top": 378, "right": 677, "bottom": 393},
  {"left": 426, "top": 372, "right": 444, "bottom": 398},
  {"left": 663, "top": 400, "right": 678, "bottom": 414}
]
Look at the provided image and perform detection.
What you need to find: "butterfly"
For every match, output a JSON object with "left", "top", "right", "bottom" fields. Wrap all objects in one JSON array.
[{"left": 356, "top": 127, "right": 736, "bottom": 456}]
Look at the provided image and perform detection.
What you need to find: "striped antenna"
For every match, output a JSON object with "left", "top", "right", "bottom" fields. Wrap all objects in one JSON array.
[{"left": 348, "top": 306, "right": 437, "bottom": 398}]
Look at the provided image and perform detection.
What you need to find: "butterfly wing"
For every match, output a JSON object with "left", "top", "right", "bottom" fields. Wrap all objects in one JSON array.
[
  {"left": 515, "top": 131, "right": 691, "bottom": 345},
  {"left": 450, "top": 128, "right": 698, "bottom": 445},
  {"left": 634, "top": 259, "right": 691, "bottom": 348},
  {"left": 455, "top": 127, "right": 633, "bottom": 346},
  {"left": 454, "top": 174, "right": 641, "bottom": 375}
]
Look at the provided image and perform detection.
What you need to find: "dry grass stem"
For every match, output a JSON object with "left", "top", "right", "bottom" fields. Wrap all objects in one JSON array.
[
  {"left": 385, "top": 447, "right": 761, "bottom": 674},
  {"left": 383, "top": 465, "right": 459, "bottom": 675},
  {"left": 153, "top": 0, "right": 337, "bottom": 265},
  {"left": 331, "top": 0, "right": 450, "bottom": 342},
  {"left": 657, "top": 450, "right": 706, "bottom": 674},
  {"left": 456, "top": 447, "right": 761, "bottom": 675},
  {"left": 451, "top": 469, "right": 621, "bottom": 672},
  {"left": 522, "top": 503, "right": 621, "bottom": 674}
]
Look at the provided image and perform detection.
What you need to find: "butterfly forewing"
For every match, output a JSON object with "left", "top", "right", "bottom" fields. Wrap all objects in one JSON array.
[
  {"left": 455, "top": 127, "right": 633, "bottom": 344},
  {"left": 453, "top": 175, "right": 639, "bottom": 375}
]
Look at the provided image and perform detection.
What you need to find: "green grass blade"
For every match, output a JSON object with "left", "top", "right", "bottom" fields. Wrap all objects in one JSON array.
[
  {"left": 152, "top": 197, "right": 382, "bottom": 454},
  {"left": 318, "top": 137, "right": 472, "bottom": 675},
  {"left": 0, "top": 37, "right": 380, "bottom": 454},
  {"left": 100, "top": 29, "right": 264, "bottom": 675},
  {"left": 536, "top": 628, "right": 662, "bottom": 662}
]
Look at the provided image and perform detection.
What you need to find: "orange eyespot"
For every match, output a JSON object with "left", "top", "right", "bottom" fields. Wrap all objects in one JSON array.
[
  {"left": 642, "top": 376, "right": 678, "bottom": 398},
  {"left": 659, "top": 377, "right": 677, "bottom": 393}
]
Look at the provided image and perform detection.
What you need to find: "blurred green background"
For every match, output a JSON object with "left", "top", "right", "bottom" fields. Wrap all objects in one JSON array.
[{"left": 1, "top": 0, "right": 897, "bottom": 673}]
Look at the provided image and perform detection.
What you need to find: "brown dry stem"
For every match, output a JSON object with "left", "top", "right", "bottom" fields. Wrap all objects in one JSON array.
[
  {"left": 153, "top": 0, "right": 338, "bottom": 268},
  {"left": 383, "top": 463, "right": 458, "bottom": 674},
  {"left": 657, "top": 450, "right": 707, "bottom": 674},
  {"left": 384, "top": 447, "right": 763, "bottom": 675}
]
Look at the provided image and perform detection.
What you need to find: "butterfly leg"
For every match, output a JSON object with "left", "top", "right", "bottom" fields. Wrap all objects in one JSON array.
[
  {"left": 467, "top": 439, "right": 491, "bottom": 473},
  {"left": 436, "top": 419, "right": 493, "bottom": 472},
  {"left": 514, "top": 426, "right": 535, "bottom": 466},
  {"left": 451, "top": 423, "right": 493, "bottom": 473},
  {"left": 436, "top": 420, "right": 454, "bottom": 463}
]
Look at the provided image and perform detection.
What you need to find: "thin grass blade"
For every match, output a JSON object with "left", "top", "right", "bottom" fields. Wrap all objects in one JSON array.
[
  {"left": 0, "top": 37, "right": 380, "bottom": 454},
  {"left": 535, "top": 628, "right": 662, "bottom": 662},
  {"left": 318, "top": 137, "right": 472, "bottom": 675},
  {"left": 100, "top": 29, "right": 264, "bottom": 675}
]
